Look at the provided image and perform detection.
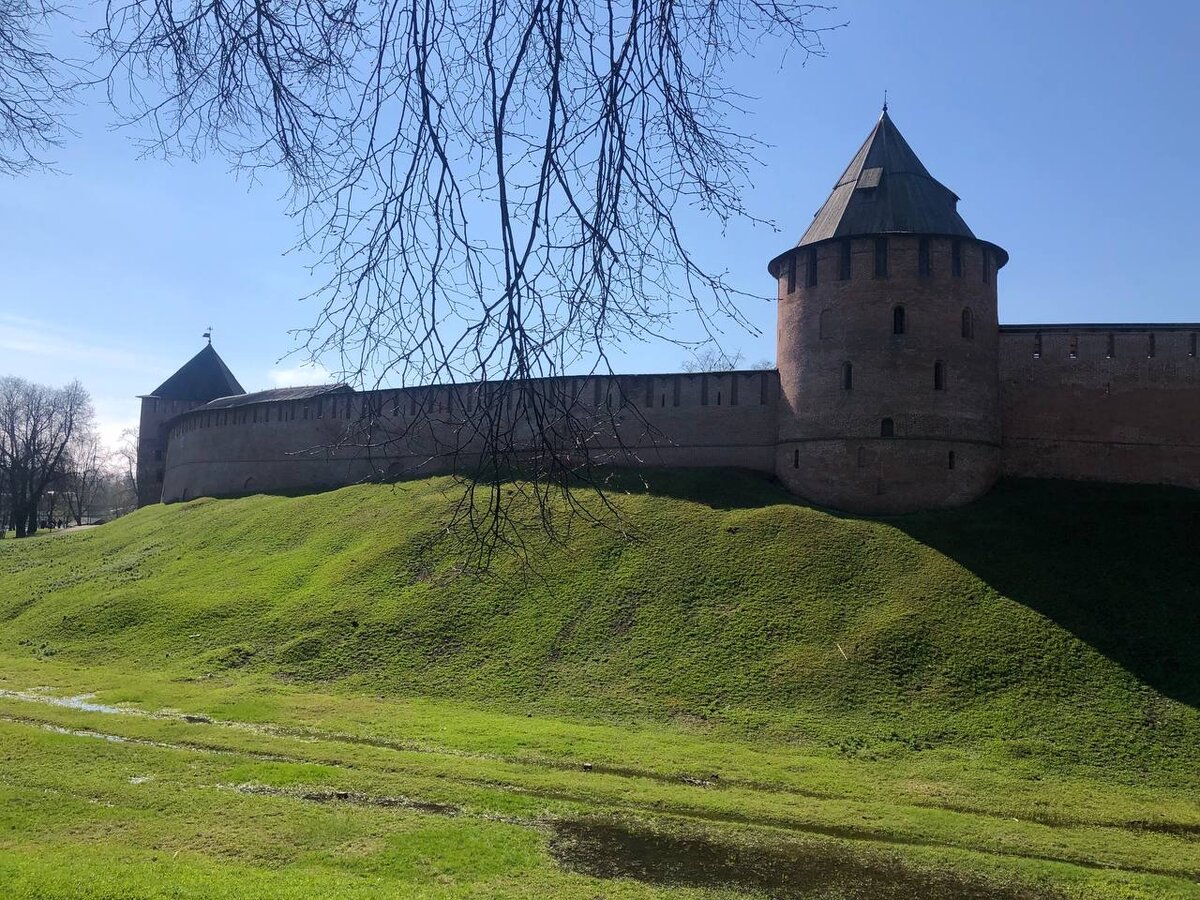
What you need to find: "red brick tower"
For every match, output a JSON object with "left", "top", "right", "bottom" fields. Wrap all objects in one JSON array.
[
  {"left": 769, "top": 109, "right": 1008, "bottom": 513},
  {"left": 136, "top": 343, "right": 244, "bottom": 506}
]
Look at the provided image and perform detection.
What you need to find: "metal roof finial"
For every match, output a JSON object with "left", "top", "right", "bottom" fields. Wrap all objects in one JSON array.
[
  {"left": 882, "top": 90, "right": 888, "bottom": 114},
  {"left": 202, "top": 326, "right": 212, "bottom": 345}
]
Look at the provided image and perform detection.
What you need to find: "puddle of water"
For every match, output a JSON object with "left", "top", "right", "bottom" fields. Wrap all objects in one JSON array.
[
  {"left": 0, "top": 690, "right": 128, "bottom": 715},
  {"left": 0, "top": 715, "right": 298, "bottom": 762},
  {"left": 548, "top": 819, "right": 1062, "bottom": 900}
]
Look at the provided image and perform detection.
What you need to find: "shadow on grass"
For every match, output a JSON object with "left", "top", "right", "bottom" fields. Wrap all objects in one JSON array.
[
  {"left": 892, "top": 478, "right": 1200, "bottom": 711},
  {"left": 587, "top": 466, "right": 797, "bottom": 510}
]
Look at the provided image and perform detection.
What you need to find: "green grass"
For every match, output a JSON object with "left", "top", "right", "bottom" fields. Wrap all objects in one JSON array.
[{"left": 0, "top": 471, "right": 1197, "bottom": 897}]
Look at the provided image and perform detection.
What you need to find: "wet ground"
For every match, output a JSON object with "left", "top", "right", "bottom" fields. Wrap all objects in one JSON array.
[
  {"left": 549, "top": 819, "right": 1063, "bottom": 899},
  {"left": 2, "top": 687, "right": 1192, "bottom": 898}
]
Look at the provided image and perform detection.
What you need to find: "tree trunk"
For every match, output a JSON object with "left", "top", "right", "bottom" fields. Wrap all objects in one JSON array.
[{"left": 25, "top": 506, "right": 37, "bottom": 537}]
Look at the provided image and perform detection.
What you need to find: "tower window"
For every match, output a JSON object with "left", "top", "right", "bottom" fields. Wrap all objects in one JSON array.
[
  {"left": 787, "top": 253, "right": 797, "bottom": 294},
  {"left": 918, "top": 238, "right": 930, "bottom": 276},
  {"left": 819, "top": 308, "right": 832, "bottom": 339},
  {"left": 793, "top": 448, "right": 799, "bottom": 469},
  {"left": 1033, "top": 333, "right": 1042, "bottom": 359},
  {"left": 839, "top": 240, "right": 852, "bottom": 280},
  {"left": 874, "top": 237, "right": 888, "bottom": 277},
  {"left": 1148, "top": 333, "right": 1156, "bottom": 358},
  {"left": 961, "top": 307, "right": 974, "bottom": 339},
  {"left": 1106, "top": 333, "right": 1115, "bottom": 359},
  {"left": 934, "top": 361, "right": 945, "bottom": 391},
  {"left": 952, "top": 240, "right": 962, "bottom": 277},
  {"left": 981, "top": 249, "right": 991, "bottom": 284},
  {"left": 892, "top": 305, "right": 906, "bottom": 336},
  {"left": 842, "top": 361, "right": 853, "bottom": 390},
  {"left": 1069, "top": 335, "right": 1078, "bottom": 359},
  {"left": 948, "top": 451, "right": 956, "bottom": 470},
  {"left": 806, "top": 249, "right": 818, "bottom": 287},
  {"left": 1190, "top": 333, "right": 1197, "bottom": 357},
  {"left": 881, "top": 417, "right": 894, "bottom": 438}
]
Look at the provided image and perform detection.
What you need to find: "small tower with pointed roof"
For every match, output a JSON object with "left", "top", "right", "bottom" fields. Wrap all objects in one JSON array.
[
  {"left": 136, "top": 343, "right": 244, "bottom": 506},
  {"left": 768, "top": 109, "right": 1008, "bottom": 513}
]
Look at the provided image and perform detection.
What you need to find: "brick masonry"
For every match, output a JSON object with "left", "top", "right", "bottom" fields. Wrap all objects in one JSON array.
[{"left": 143, "top": 227, "right": 1199, "bottom": 514}]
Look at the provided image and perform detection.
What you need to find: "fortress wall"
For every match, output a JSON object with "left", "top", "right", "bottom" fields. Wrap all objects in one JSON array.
[
  {"left": 998, "top": 326, "right": 1200, "bottom": 488},
  {"left": 159, "top": 370, "right": 780, "bottom": 502}
]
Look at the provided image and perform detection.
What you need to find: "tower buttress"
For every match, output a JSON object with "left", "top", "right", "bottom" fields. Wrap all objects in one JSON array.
[
  {"left": 768, "top": 110, "right": 1008, "bottom": 513},
  {"left": 135, "top": 343, "right": 245, "bottom": 506}
]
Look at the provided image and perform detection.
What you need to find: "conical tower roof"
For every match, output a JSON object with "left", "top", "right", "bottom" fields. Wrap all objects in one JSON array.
[
  {"left": 146, "top": 344, "right": 244, "bottom": 402},
  {"left": 796, "top": 110, "right": 980, "bottom": 247}
]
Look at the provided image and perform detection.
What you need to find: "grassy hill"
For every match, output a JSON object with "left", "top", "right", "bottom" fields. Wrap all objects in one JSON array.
[
  {"left": 2, "top": 471, "right": 1199, "bottom": 899},
  {"left": 2, "top": 471, "right": 1198, "bottom": 774}
]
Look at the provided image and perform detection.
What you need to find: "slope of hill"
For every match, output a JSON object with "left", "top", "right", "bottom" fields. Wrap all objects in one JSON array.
[{"left": 2, "top": 471, "right": 1197, "bottom": 776}]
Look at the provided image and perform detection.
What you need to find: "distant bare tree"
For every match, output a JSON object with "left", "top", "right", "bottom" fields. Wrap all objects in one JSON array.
[
  {"left": 0, "top": 376, "right": 92, "bottom": 536},
  {"left": 97, "top": 465, "right": 137, "bottom": 519},
  {"left": 680, "top": 347, "right": 747, "bottom": 373},
  {"left": 116, "top": 425, "right": 138, "bottom": 495},
  {"left": 63, "top": 427, "right": 107, "bottom": 525}
]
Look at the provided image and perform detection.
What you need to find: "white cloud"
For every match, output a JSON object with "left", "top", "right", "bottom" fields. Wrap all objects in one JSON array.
[
  {"left": 0, "top": 313, "right": 156, "bottom": 373},
  {"left": 267, "top": 361, "right": 332, "bottom": 387}
]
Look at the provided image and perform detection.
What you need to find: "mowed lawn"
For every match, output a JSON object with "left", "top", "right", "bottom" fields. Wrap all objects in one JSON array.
[{"left": 1, "top": 471, "right": 1198, "bottom": 898}]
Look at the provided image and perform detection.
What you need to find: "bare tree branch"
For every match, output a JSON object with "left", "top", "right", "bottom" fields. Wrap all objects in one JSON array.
[{"left": 91, "top": 0, "right": 837, "bottom": 561}]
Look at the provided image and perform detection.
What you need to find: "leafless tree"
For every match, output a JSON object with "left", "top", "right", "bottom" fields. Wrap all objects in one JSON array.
[
  {"left": 5, "top": 0, "right": 836, "bottom": 556},
  {"left": 91, "top": 0, "right": 835, "bottom": 559},
  {"left": 63, "top": 426, "right": 107, "bottom": 524},
  {"left": 116, "top": 425, "right": 138, "bottom": 495},
  {"left": 0, "top": 376, "right": 93, "bottom": 536},
  {"left": 97, "top": 464, "right": 137, "bottom": 518},
  {"left": 680, "top": 347, "right": 747, "bottom": 373},
  {"left": 0, "top": 0, "right": 71, "bottom": 173}
]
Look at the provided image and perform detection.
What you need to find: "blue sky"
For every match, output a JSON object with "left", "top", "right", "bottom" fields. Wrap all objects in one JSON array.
[{"left": 1, "top": 0, "right": 1196, "bottom": 447}]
